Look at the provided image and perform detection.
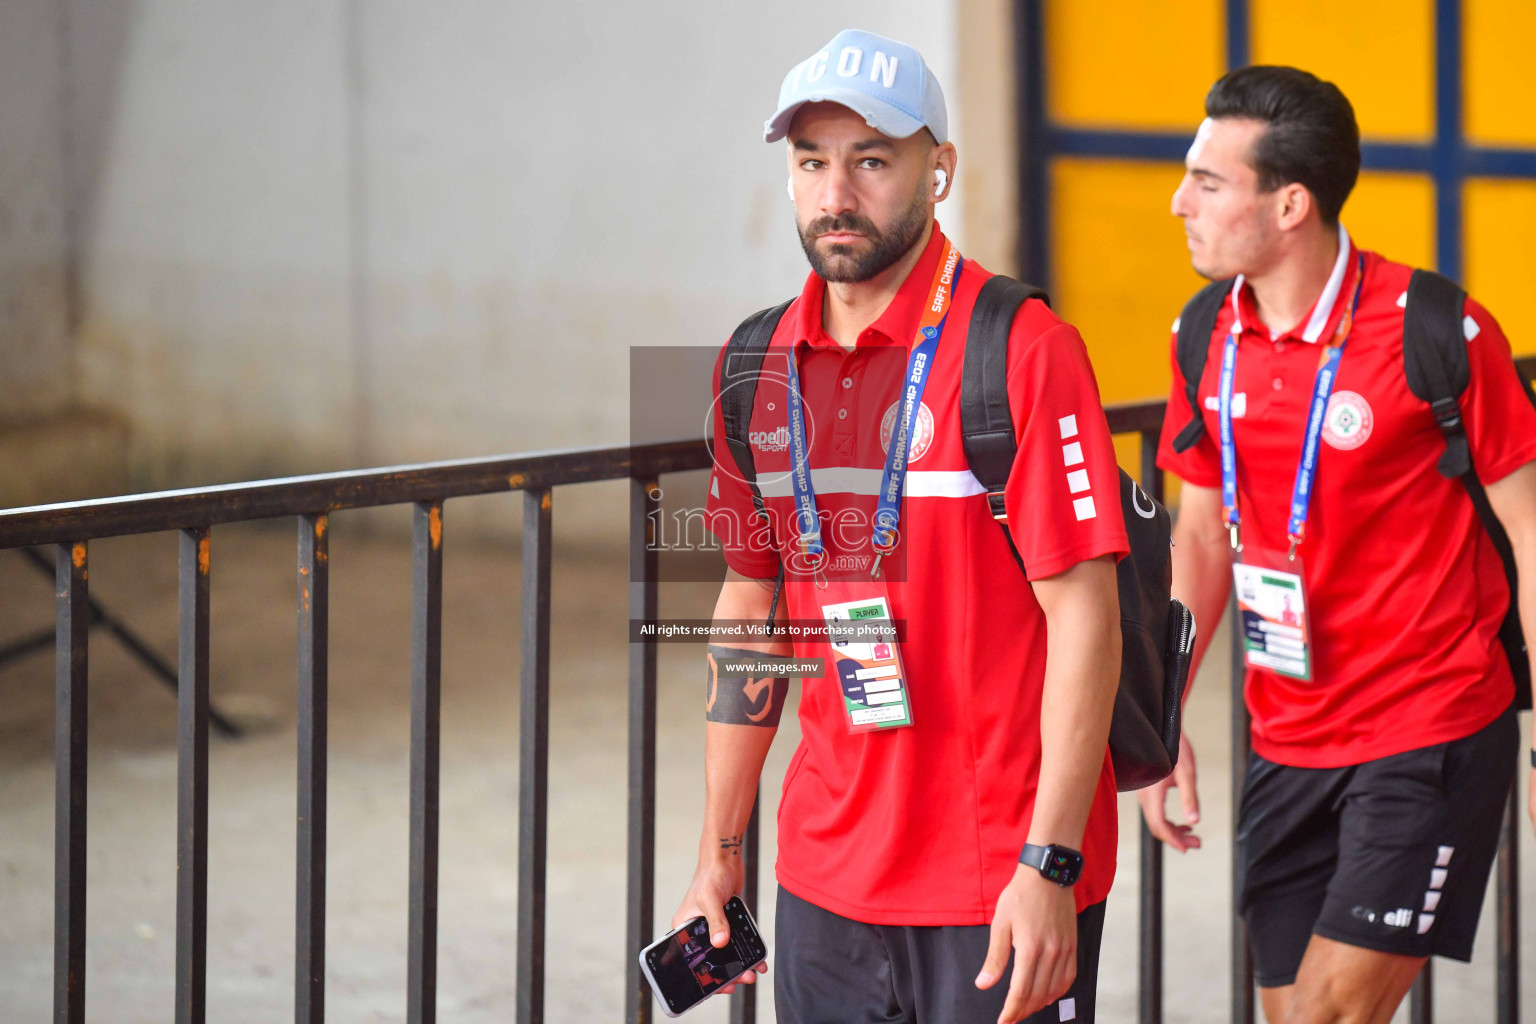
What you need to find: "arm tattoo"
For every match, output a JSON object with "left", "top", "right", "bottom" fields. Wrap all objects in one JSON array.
[
  {"left": 705, "top": 645, "right": 790, "bottom": 727},
  {"left": 719, "top": 833, "right": 745, "bottom": 856}
]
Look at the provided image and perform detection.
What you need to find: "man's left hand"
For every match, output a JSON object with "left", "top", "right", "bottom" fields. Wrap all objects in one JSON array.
[{"left": 975, "top": 863, "right": 1077, "bottom": 1024}]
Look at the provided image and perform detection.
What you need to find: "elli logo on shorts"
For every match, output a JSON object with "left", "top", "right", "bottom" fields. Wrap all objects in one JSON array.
[
  {"left": 1322, "top": 390, "right": 1373, "bottom": 450},
  {"left": 880, "top": 401, "right": 935, "bottom": 462}
]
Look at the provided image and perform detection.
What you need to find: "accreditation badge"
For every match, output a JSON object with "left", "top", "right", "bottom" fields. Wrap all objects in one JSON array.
[
  {"left": 819, "top": 582, "right": 913, "bottom": 733},
  {"left": 1232, "top": 548, "right": 1313, "bottom": 681}
]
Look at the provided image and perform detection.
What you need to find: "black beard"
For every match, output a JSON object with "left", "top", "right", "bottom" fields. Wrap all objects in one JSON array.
[{"left": 798, "top": 190, "right": 931, "bottom": 284}]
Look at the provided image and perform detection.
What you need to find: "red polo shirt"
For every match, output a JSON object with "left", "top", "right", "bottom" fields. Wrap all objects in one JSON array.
[
  {"left": 705, "top": 225, "right": 1129, "bottom": 924},
  {"left": 1158, "top": 229, "right": 1536, "bottom": 768}
]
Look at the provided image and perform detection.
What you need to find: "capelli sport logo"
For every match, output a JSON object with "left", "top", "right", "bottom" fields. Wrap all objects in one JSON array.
[{"left": 750, "top": 426, "right": 790, "bottom": 453}]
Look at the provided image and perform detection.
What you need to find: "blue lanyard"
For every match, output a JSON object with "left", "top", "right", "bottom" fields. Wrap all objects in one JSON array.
[
  {"left": 783, "top": 256, "right": 963, "bottom": 578},
  {"left": 1220, "top": 254, "right": 1364, "bottom": 557},
  {"left": 783, "top": 348, "right": 822, "bottom": 563}
]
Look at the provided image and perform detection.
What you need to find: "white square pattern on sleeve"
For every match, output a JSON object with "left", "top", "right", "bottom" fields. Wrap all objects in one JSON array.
[{"left": 1059, "top": 415, "right": 1095, "bottom": 520}]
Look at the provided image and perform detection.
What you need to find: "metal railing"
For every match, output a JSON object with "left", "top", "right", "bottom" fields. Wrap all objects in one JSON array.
[{"left": 0, "top": 391, "right": 1525, "bottom": 1023}]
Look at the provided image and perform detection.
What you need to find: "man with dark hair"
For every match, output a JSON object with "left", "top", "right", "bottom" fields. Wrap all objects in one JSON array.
[
  {"left": 1202, "top": 65, "right": 1360, "bottom": 228},
  {"left": 667, "top": 28, "right": 1128, "bottom": 1024},
  {"left": 1142, "top": 64, "right": 1536, "bottom": 1023}
]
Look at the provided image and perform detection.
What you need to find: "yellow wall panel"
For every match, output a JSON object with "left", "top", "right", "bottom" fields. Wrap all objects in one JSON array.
[
  {"left": 1045, "top": 0, "right": 1223, "bottom": 130},
  {"left": 1466, "top": 179, "right": 1536, "bottom": 355},
  {"left": 1049, "top": 158, "right": 1206, "bottom": 405},
  {"left": 1341, "top": 172, "right": 1435, "bottom": 271},
  {"left": 1465, "top": 0, "right": 1536, "bottom": 146},
  {"left": 1050, "top": 159, "right": 1205, "bottom": 476},
  {"left": 1048, "top": 165, "right": 1434, "bottom": 407},
  {"left": 1251, "top": 0, "right": 1433, "bottom": 140},
  {"left": 1048, "top": 162, "right": 1436, "bottom": 478}
]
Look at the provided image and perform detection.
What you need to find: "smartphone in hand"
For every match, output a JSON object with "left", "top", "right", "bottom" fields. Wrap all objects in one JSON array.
[{"left": 639, "top": 896, "right": 768, "bottom": 1017}]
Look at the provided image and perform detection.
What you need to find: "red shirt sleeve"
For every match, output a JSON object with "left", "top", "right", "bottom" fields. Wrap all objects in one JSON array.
[
  {"left": 1459, "top": 297, "right": 1536, "bottom": 485},
  {"left": 1156, "top": 327, "right": 1222, "bottom": 487},
  {"left": 1002, "top": 310, "right": 1130, "bottom": 581},
  {"left": 704, "top": 341, "right": 782, "bottom": 579}
]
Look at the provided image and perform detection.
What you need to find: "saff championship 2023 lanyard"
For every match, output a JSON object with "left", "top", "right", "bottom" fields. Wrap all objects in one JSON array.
[
  {"left": 783, "top": 239, "right": 963, "bottom": 583},
  {"left": 1219, "top": 252, "right": 1365, "bottom": 559}
]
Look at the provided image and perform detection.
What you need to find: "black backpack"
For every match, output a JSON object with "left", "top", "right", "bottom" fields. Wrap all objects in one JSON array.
[
  {"left": 1170, "top": 271, "right": 1534, "bottom": 712},
  {"left": 719, "top": 277, "right": 1195, "bottom": 792}
]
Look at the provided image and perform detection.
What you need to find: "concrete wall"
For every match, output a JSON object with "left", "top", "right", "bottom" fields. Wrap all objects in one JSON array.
[
  {"left": 0, "top": 0, "right": 73, "bottom": 421},
  {"left": 11, "top": 1, "right": 965, "bottom": 536},
  {"left": 71, "top": 2, "right": 357, "bottom": 487},
  {"left": 955, "top": 0, "right": 1017, "bottom": 277},
  {"left": 0, "top": 1, "right": 133, "bottom": 507}
]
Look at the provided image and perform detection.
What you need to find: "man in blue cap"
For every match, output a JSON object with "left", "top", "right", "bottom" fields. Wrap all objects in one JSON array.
[{"left": 668, "top": 29, "right": 1129, "bottom": 1024}]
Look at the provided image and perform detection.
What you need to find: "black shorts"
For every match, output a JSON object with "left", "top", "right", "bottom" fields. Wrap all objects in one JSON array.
[
  {"left": 1236, "top": 704, "right": 1518, "bottom": 988},
  {"left": 774, "top": 886, "right": 1105, "bottom": 1023}
]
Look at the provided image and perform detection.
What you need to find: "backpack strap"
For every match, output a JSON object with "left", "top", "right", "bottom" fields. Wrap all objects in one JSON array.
[
  {"left": 719, "top": 300, "right": 793, "bottom": 524},
  {"left": 1170, "top": 278, "right": 1237, "bottom": 453},
  {"left": 960, "top": 276, "right": 1050, "bottom": 523},
  {"left": 1400, "top": 270, "right": 1534, "bottom": 709},
  {"left": 1401, "top": 269, "right": 1472, "bottom": 479}
]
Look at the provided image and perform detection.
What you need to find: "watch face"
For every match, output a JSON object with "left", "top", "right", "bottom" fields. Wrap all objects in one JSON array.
[{"left": 1041, "top": 847, "right": 1083, "bottom": 885}]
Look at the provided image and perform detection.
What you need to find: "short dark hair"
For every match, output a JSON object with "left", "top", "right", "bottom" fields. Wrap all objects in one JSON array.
[{"left": 1205, "top": 65, "right": 1360, "bottom": 227}]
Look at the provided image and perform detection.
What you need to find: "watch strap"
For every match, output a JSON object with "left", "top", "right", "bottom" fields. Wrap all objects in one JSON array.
[{"left": 1019, "top": 842, "right": 1052, "bottom": 871}]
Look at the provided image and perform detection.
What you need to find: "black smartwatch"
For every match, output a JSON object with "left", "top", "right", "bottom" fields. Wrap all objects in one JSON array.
[{"left": 1019, "top": 843, "right": 1084, "bottom": 887}]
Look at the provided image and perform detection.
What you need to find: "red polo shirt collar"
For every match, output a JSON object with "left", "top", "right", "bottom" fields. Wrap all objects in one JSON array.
[
  {"left": 790, "top": 221, "right": 948, "bottom": 350},
  {"left": 1230, "top": 223, "right": 1359, "bottom": 345}
]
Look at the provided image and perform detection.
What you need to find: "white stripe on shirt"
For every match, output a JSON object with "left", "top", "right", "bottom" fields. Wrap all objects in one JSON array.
[{"left": 756, "top": 467, "right": 986, "bottom": 499}]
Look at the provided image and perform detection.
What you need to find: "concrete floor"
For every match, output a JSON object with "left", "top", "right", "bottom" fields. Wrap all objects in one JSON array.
[{"left": 0, "top": 509, "right": 1532, "bottom": 1022}]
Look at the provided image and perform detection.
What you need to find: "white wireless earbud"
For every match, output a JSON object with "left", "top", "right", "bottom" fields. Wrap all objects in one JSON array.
[
  {"left": 786, "top": 178, "right": 795, "bottom": 202},
  {"left": 934, "top": 169, "right": 948, "bottom": 196}
]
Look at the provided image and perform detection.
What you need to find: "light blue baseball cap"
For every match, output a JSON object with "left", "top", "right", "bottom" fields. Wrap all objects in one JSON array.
[{"left": 764, "top": 29, "right": 948, "bottom": 144}]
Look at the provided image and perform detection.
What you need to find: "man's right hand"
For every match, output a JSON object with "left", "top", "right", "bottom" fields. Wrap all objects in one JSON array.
[
  {"left": 670, "top": 857, "right": 765, "bottom": 994},
  {"left": 1136, "top": 732, "right": 1201, "bottom": 852}
]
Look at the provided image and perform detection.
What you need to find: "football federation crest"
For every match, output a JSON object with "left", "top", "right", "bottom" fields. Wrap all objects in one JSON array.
[
  {"left": 1322, "top": 391, "right": 1373, "bottom": 450},
  {"left": 880, "top": 401, "right": 935, "bottom": 463}
]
